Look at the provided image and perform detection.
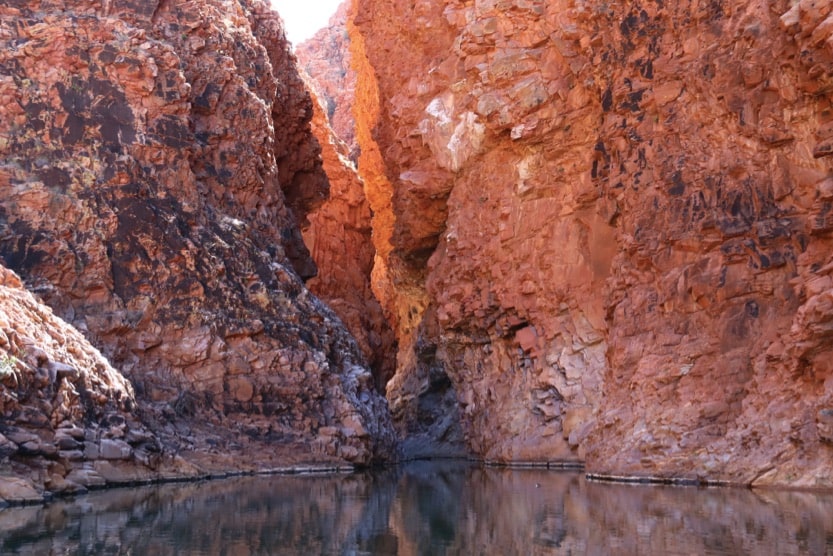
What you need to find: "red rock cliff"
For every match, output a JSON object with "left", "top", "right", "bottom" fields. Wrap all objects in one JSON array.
[
  {"left": 0, "top": 263, "right": 168, "bottom": 503},
  {"left": 350, "top": 0, "right": 833, "bottom": 486},
  {"left": 302, "top": 79, "right": 396, "bottom": 392},
  {"left": 296, "top": 2, "right": 359, "bottom": 161},
  {"left": 0, "top": 0, "right": 397, "bottom": 483}
]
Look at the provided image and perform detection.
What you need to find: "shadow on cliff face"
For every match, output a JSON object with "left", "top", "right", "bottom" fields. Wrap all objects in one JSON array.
[
  {"left": 389, "top": 321, "right": 469, "bottom": 461},
  {"left": 0, "top": 0, "right": 398, "bottom": 480}
]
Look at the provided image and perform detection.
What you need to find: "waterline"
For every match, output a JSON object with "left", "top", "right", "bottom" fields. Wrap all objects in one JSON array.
[{"left": 2, "top": 460, "right": 832, "bottom": 554}]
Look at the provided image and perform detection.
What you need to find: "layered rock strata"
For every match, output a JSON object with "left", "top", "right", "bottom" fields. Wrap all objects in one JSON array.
[
  {"left": 350, "top": 0, "right": 833, "bottom": 486},
  {"left": 0, "top": 0, "right": 397, "bottom": 484}
]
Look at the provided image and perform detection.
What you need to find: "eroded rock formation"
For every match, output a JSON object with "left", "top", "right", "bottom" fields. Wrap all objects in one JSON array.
[
  {"left": 302, "top": 81, "right": 396, "bottom": 391},
  {"left": 348, "top": 0, "right": 833, "bottom": 485},
  {"left": 299, "top": 6, "right": 468, "bottom": 457},
  {"left": 0, "top": 0, "right": 397, "bottom": 492},
  {"left": 0, "top": 263, "right": 169, "bottom": 503},
  {"left": 296, "top": 2, "right": 359, "bottom": 161},
  {"left": 4, "top": 0, "right": 833, "bottom": 493}
]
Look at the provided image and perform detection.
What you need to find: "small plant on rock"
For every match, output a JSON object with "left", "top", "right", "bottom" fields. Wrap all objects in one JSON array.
[{"left": 0, "top": 353, "right": 19, "bottom": 386}]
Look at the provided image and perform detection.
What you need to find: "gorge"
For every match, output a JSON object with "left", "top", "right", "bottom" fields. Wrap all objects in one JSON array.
[{"left": 1, "top": 0, "right": 833, "bottom": 504}]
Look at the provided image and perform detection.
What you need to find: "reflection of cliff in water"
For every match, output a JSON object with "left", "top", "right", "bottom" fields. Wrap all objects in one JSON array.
[
  {"left": 0, "top": 473, "right": 388, "bottom": 555},
  {"left": 1, "top": 462, "right": 833, "bottom": 554}
]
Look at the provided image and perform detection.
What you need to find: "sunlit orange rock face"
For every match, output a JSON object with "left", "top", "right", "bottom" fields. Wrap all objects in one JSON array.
[
  {"left": 350, "top": 0, "right": 833, "bottom": 485},
  {"left": 0, "top": 0, "right": 397, "bottom": 472},
  {"left": 296, "top": 4, "right": 398, "bottom": 399},
  {"left": 296, "top": 2, "right": 359, "bottom": 161},
  {"left": 299, "top": 2, "right": 466, "bottom": 457},
  {"left": 302, "top": 81, "right": 396, "bottom": 392}
]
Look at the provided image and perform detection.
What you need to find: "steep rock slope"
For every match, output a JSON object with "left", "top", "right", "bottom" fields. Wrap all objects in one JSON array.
[
  {"left": 0, "top": 0, "right": 396, "bottom": 470},
  {"left": 351, "top": 0, "right": 833, "bottom": 485},
  {"left": 0, "top": 264, "right": 170, "bottom": 503}
]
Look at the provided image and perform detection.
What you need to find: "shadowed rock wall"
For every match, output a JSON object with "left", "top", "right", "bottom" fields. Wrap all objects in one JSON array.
[
  {"left": 0, "top": 0, "right": 397, "bottom": 482},
  {"left": 302, "top": 80, "right": 396, "bottom": 392}
]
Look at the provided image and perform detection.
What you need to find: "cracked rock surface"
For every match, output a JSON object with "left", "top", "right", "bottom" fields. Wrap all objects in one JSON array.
[
  {"left": 0, "top": 0, "right": 397, "bottom": 498},
  {"left": 348, "top": 0, "right": 833, "bottom": 486}
]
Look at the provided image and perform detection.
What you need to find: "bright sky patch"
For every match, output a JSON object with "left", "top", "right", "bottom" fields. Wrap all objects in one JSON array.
[{"left": 269, "top": 1, "right": 343, "bottom": 45}]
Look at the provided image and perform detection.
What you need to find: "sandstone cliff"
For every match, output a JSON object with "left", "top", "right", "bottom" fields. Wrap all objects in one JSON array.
[
  {"left": 0, "top": 0, "right": 397, "bottom": 493},
  {"left": 299, "top": 6, "right": 468, "bottom": 457},
  {"left": 302, "top": 80, "right": 396, "bottom": 392},
  {"left": 349, "top": 0, "right": 833, "bottom": 486},
  {"left": 296, "top": 2, "right": 359, "bottom": 161}
]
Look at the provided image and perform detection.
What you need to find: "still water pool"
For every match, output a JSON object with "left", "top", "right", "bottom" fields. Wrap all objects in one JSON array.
[{"left": 1, "top": 460, "right": 832, "bottom": 555}]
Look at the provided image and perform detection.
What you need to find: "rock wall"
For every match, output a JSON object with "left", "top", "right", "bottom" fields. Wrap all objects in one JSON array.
[
  {"left": 0, "top": 0, "right": 397, "bottom": 477},
  {"left": 299, "top": 2, "right": 464, "bottom": 457},
  {"left": 350, "top": 0, "right": 833, "bottom": 485},
  {"left": 302, "top": 80, "right": 396, "bottom": 391},
  {"left": 295, "top": 0, "right": 398, "bottom": 395},
  {"left": 296, "top": 2, "right": 359, "bottom": 161},
  {"left": 0, "top": 263, "right": 169, "bottom": 503}
]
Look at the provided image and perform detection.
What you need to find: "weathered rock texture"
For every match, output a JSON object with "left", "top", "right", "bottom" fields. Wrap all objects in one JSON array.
[
  {"left": 299, "top": 8, "right": 467, "bottom": 456},
  {"left": 302, "top": 81, "right": 396, "bottom": 391},
  {"left": 0, "top": 263, "right": 168, "bottom": 503},
  {"left": 0, "top": 0, "right": 397, "bottom": 483},
  {"left": 350, "top": 0, "right": 833, "bottom": 486},
  {"left": 296, "top": 2, "right": 359, "bottom": 161}
]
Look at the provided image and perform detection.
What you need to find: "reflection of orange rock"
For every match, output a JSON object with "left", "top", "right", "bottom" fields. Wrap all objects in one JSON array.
[{"left": 349, "top": 0, "right": 833, "bottom": 486}]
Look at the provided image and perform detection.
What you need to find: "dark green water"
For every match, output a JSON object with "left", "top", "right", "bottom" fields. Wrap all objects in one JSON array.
[{"left": 1, "top": 461, "right": 833, "bottom": 555}]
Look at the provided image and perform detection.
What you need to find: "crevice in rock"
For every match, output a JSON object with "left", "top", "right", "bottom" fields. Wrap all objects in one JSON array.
[
  {"left": 313, "top": 0, "right": 833, "bottom": 488},
  {"left": 297, "top": 0, "right": 467, "bottom": 458}
]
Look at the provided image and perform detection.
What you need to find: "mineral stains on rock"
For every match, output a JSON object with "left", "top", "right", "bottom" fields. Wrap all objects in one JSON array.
[
  {"left": 0, "top": 0, "right": 396, "bottom": 498},
  {"left": 347, "top": 0, "right": 833, "bottom": 486},
  {"left": 3, "top": 0, "right": 833, "bottom": 494}
]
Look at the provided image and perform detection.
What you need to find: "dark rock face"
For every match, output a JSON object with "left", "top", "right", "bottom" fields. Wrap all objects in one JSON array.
[
  {"left": 350, "top": 0, "right": 833, "bottom": 486},
  {"left": 0, "top": 0, "right": 397, "bottom": 486}
]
